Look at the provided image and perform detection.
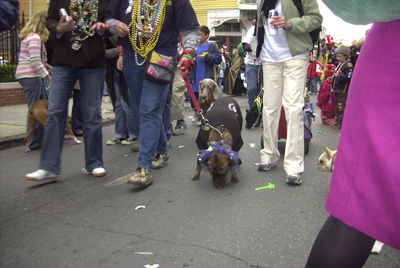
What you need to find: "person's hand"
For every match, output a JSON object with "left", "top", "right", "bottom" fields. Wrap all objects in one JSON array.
[
  {"left": 46, "top": 74, "right": 51, "bottom": 85},
  {"left": 116, "top": 22, "right": 129, "bottom": 37},
  {"left": 91, "top": 22, "right": 111, "bottom": 32},
  {"left": 56, "top": 15, "right": 74, "bottom": 33},
  {"left": 47, "top": 64, "right": 52, "bottom": 74},
  {"left": 270, "top": 16, "right": 292, "bottom": 30},
  {"left": 117, "top": 56, "right": 123, "bottom": 71},
  {"left": 197, "top": 54, "right": 205, "bottom": 60},
  {"left": 177, "top": 56, "right": 194, "bottom": 74},
  {"left": 250, "top": 44, "right": 253, "bottom": 50}
]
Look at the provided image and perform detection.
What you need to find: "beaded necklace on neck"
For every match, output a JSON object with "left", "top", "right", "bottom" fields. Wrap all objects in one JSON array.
[
  {"left": 128, "top": 0, "right": 167, "bottom": 65},
  {"left": 69, "top": 0, "right": 99, "bottom": 52}
]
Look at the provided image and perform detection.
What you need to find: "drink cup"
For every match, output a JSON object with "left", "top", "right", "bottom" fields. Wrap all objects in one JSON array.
[
  {"left": 268, "top": 18, "right": 278, "bottom": 35},
  {"left": 268, "top": 9, "right": 278, "bottom": 36}
]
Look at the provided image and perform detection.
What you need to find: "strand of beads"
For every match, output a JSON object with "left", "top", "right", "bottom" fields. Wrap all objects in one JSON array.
[
  {"left": 70, "top": 0, "right": 99, "bottom": 42},
  {"left": 128, "top": 0, "right": 167, "bottom": 62}
]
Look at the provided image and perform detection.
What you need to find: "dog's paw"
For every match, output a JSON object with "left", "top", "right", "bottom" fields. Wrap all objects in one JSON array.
[
  {"left": 231, "top": 175, "right": 239, "bottom": 183},
  {"left": 191, "top": 174, "right": 200, "bottom": 181},
  {"left": 74, "top": 139, "right": 83, "bottom": 144},
  {"left": 25, "top": 148, "right": 31, "bottom": 153}
]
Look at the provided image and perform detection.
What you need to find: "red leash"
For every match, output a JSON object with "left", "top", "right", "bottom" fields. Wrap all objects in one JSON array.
[{"left": 181, "top": 70, "right": 202, "bottom": 114}]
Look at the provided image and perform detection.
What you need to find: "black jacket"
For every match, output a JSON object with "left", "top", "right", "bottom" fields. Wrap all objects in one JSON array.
[{"left": 196, "top": 97, "right": 243, "bottom": 152}]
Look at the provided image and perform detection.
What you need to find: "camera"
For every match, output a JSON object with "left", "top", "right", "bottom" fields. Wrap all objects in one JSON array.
[{"left": 59, "top": 8, "right": 69, "bottom": 22}]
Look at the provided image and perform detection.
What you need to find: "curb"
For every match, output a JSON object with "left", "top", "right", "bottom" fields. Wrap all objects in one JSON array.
[{"left": 0, "top": 118, "right": 115, "bottom": 151}]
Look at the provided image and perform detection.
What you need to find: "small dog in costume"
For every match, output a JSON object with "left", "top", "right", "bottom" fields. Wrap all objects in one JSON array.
[{"left": 192, "top": 97, "right": 243, "bottom": 188}]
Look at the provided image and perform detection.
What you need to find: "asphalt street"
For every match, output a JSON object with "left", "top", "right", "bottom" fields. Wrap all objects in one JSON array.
[{"left": 0, "top": 95, "right": 399, "bottom": 268}]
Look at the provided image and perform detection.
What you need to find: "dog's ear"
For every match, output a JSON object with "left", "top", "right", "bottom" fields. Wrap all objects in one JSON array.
[
  {"left": 229, "top": 157, "right": 241, "bottom": 166},
  {"left": 324, "top": 145, "right": 333, "bottom": 158},
  {"left": 213, "top": 81, "right": 221, "bottom": 100},
  {"left": 199, "top": 81, "right": 205, "bottom": 95}
]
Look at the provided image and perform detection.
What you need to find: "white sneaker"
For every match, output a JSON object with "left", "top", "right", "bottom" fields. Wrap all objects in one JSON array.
[
  {"left": 121, "top": 137, "right": 138, "bottom": 145},
  {"left": 82, "top": 167, "right": 106, "bottom": 177},
  {"left": 106, "top": 137, "right": 122, "bottom": 145},
  {"left": 25, "top": 169, "right": 58, "bottom": 181},
  {"left": 191, "top": 111, "right": 198, "bottom": 124}
]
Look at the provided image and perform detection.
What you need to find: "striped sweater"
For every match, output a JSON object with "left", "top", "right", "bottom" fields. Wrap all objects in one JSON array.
[{"left": 15, "top": 34, "right": 49, "bottom": 79}]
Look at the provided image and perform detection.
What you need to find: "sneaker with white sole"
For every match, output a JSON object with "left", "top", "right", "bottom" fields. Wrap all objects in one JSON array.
[
  {"left": 127, "top": 168, "right": 153, "bottom": 186},
  {"left": 82, "top": 167, "right": 106, "bottom": 177},
  {"left": 25, "top": 169, "right": 58, "bottom": 181},
  {"left": 172, "top": 120, "right": 187, "bottom": 135},
  {"left": 191, "top": 111, "right": 199, "bottom": 124},
  {"left": 286, "top": 173, "right": 303, "bottom": 186},
  {"left": 257, "top": 162, "right": 276, "bottom": 171},
  {"left": 121, "top": 137, "right": 138, "bottom": 145},
  {"left": 107, "top": 137, "right": 123, "bottom": 145},
  {"left": 152, "top": 152, "right": 169, "bottom": 169}
]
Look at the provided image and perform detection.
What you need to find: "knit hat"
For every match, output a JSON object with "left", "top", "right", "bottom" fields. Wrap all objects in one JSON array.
[
  {"left": 325, "top": 35, "right": 335, "bottom": 45},
  {"left": 336, "top": 45, "right": 350, "bottom": 57},
  {"left": 324, "top": 64, "right": 336, "bottom": 78},
  {"left": 237, "top": 43, "right": 244, "bottom": 53}
]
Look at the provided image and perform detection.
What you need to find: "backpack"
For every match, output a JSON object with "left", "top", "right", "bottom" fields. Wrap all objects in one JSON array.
[{"left": 291, "top": 0, "right": 322, "bottom": 52}]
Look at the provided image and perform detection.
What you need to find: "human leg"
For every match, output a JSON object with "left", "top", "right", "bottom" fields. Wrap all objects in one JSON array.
[
  {"left": 305, "top": 215, "right": 375, "bottom": 268},
  {"left": 71, "top": 87, "right": 83, "bottom": 134},
  {"left": 333, "top": 92, "right": 347, "bottom": 129},
  {"left": 310, "top": 77, "right": 317, "bottom": 94},
  {"left": 122, "top": 49, "right": 142, "bottom": 142},
  {"left": 281, "top": 56, "right": 308, "bottom": 179},
  {"left": 171, "top": 69, "right": 187, "bottom": 135},
  {"left": 111, "top": 70, "right": 128, "bottom": 140},
  {"left": 78, "top": 68, "right": 106, "bottom": 173},
  {"left": 217, "top": 77, "right": 224, "bottom": 96},
  {"left": 259, "top": 61, "right": 283, "bottom": 167},
  {"left": 38, "top": 66, "right": 77, "bottom": 174},
  {"left": 19, "top": 77, "right": 45, "bottom": 150},
  {"left": 246, "top": 64, "right": 259, "bottom": 108},
  {"left": 162, "top": 75, "right": 173, "bottom": 144}
]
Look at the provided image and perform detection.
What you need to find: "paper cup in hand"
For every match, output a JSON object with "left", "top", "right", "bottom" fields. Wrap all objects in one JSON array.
[{"left": 268, "top": 18, "right": 278, "bottom": 36}]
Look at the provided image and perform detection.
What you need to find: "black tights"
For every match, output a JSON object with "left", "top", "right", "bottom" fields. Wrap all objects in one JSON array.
[{"left": 305, "top": 215, "right": 375, "bottom": 268}]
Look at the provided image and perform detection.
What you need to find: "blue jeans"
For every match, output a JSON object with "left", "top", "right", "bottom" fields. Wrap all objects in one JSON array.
[
  {"left": 113, "top": 71, "right": 136, "bottom": 139},
  {"left": 122, "top": 52, "right": 141, "bottom": 139},
  {"left": 39, "top": 66, "right": 105, "bottom": 174},
  {"left": 163, "top": 75, "right": 173, "bottom": 141},
  {"left": 246, "top": 64, "right": 262, "bottom": 108},
  {"left": 217, "top": 77, "right": 224, "bottom": 96},
  {"left": 18, "top": 77, "right": 46, "bottom": 149},
  {"left": 123, "top": 46, "right": 177, "bottom": 170},
  {"left": 71, "top": 88, "right": 83, "bottom": 133}
]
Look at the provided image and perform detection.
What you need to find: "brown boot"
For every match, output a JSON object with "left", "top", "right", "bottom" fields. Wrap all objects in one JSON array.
[{"left": 131, "top": 142, "right": 139, "bottom": 152}]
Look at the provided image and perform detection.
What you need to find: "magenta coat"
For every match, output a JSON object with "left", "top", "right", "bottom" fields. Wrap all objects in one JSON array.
[{"left": 326, "top": 20, "right": 400, "bottom": 250}]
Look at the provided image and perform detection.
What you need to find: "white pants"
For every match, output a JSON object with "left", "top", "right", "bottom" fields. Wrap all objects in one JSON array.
[{"left": 260, "top": 56, "right": 308, "bottom": 175}]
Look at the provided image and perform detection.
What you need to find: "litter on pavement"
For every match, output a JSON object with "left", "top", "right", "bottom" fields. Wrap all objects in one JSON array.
[{"left": 255, "top": 183, "right": 275, "bottom": 191}]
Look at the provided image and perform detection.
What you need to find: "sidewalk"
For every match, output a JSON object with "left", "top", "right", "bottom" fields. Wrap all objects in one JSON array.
[{"left": 0, "top": 96, "right": 115, "bottom": 150}]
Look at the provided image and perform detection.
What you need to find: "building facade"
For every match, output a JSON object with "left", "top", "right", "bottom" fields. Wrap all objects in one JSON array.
[{"left": 191, "top": 0, "right": 258, "bottom": 53}]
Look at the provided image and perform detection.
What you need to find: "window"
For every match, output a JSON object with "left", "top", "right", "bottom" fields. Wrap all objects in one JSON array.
[{"left": 215, "top": 23, "right": 241, "bottom": 33}]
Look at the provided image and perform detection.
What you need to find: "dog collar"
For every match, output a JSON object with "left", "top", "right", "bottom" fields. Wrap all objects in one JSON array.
[
  {"left": 201, "top": 99, "right": 215, "bottom": 104},
  {"left": 331, "top": 152, "right": 337, "bottom": 172}
]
